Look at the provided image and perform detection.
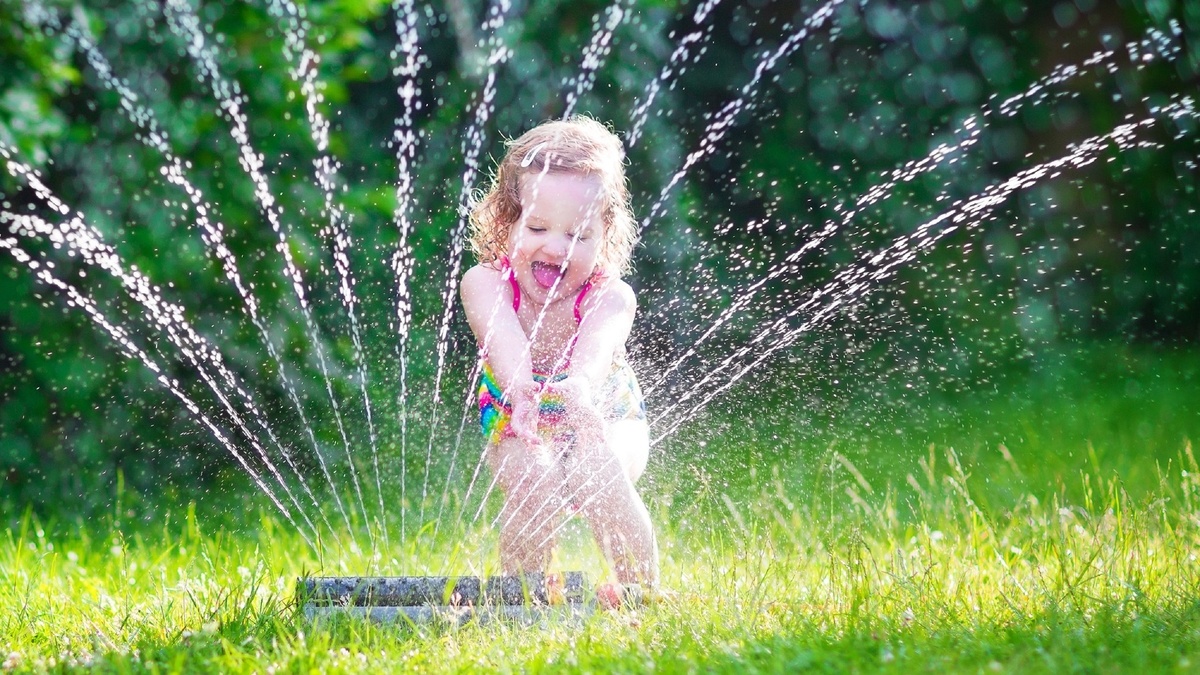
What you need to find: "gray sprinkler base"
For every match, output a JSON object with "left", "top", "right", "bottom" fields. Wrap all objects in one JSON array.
[{"left": 298, "top": 573, "right": 642, "bottom": 625}]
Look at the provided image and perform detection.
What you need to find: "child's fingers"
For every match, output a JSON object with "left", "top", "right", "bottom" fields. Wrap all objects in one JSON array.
[
  {"left": 514, "top": 422, "right": 540, "bottom": 447},
  {"left": 562, "top": 397, "right": 604, "bottom": 425},
  {"left": 509, "top": 406, "right": 541, "bottom": 445}
]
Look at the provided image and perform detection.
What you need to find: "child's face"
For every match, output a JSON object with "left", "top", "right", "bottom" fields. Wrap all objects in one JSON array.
[{"left": 507, "top": 171, "right": 604, "bottom": 306}]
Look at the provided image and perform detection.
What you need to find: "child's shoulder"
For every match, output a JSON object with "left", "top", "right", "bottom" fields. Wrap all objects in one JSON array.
[
  {"left": 461, "top": 261, "right": 505, "bottom": 287},
  {"left": 459, "top": 262, "right": 509, "bottom": 304},
  {"left": 583, "top": 276, "right": 637, "bottom": 316}
]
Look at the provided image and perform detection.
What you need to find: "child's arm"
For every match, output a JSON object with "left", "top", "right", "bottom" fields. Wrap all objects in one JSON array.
[
  {"left": 549, "top": 280, "right": 636, "bottom": 429},
  {"left": 460, "top": 264, "right": 541, "bottom": 444},
  {"left": 567, "top": 279, "right": 636, "bottom": 385}
]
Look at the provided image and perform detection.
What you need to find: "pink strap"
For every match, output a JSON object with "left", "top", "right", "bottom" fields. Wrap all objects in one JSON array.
[
  {"left": 501, "top": 256, "right": 520, "bottom": 312},
  {"left": 573, "top": 279, "right": 592, "bottom": 323},
  {"left": 574, "top": 270, "right": 606, "bottom": 323}
]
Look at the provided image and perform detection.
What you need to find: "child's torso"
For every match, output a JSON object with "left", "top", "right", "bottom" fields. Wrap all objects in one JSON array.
[
  {"left": 514, "top": 290, "right": 586, "bottom": 374},
  {"left": 487, "top": 259, "right": 625, "bottom": 375}
]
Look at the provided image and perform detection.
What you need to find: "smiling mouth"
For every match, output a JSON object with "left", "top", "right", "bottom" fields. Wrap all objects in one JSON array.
[{"left": 531, "top": 260, "right": 565, "bottom": 289}]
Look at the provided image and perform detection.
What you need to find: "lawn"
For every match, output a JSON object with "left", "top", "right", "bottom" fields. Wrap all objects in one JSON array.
[{"left": 3, "top": 344, "right": 1199, "bottom": 673}]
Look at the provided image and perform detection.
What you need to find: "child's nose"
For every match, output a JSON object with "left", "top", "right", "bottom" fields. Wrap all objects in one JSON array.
[{"left": 544, "top": 235, "right": 570, "bottom": 258}]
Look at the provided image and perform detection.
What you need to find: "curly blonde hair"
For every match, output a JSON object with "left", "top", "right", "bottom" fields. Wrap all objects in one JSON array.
[{"left": 468, "top": 115, "right": 638, "bottom": 277}]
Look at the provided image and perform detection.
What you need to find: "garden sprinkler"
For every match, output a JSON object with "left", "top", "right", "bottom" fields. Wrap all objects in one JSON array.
[{"left": 298, "top": 573, "right": 643, "bottom": 624}]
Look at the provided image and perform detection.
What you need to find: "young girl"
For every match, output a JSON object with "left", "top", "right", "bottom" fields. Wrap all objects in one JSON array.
[{"left": 460, "top": 116, "right": 658, "bottom": 589}]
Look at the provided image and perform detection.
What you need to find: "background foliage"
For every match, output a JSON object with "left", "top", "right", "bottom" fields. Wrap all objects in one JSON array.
[{"left": 0, "top": 0, "right": 1197, "bottom": 521}]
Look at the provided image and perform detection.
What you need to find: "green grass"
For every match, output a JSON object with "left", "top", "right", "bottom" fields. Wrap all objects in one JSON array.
[{"left": 3, "top": 345, "right": 1200, "bottom": 673}]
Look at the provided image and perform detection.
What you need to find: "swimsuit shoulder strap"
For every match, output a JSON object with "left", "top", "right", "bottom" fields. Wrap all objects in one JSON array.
[
  {"left": 500, "top": 256, "right": 520, "bottom": 312},
  {"left": 573, "top": 270, "right": 605, "bottom": 324}
]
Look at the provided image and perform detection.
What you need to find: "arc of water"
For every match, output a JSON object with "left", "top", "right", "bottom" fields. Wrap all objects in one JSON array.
[
  {"left": 642, "top": 119, "right": 983, "bottom": 399},
  {"left": 561, "top": 0, "right": 631, "bottom": 118},
  {"left": 624, "top": 1, "right": 850, "bottom": 379},
  {"left": 644, "top": 23, "right": 1182, "bottom": 401},
  {"left": 421, "top": 0, "right": 515, "bottom": 528},
  {"left": 467, "top": 37, "right": 856, "bottom": 534},
  {"left": 448, "top": 160, "right": 555, "bottom": 536},
  {"left": 0, "top": 234, "right": 317, "bottom": 552},
  {"left": 498, "top": 444, "right": 589, "bottom": 541},
  {"left": 529, "top": 472, "right": 615, "bottom": 554},
  {"left": 472, "top": 191, "right": 609, "bottom": 544},
  {"left": 264, "top": 0, "right": 387, "bottom": 551},
  {"left": 0, "top": 167, "right": 322, "bottom": 547},
  {"left": 446, "top": 181, "right": 607, "bottom": 558},
  {"left": 514, "top": 444, "right": 636, "bottom": 556},
  {"left": 627, "top": 0, "right": 724, "bottom": 148},
  {"left": 637, "top": 0, "right": 849, "bottom": 233},
  {"left": 469, "top": 453, "right": 509, "bottom": 526},
  {"left": 444, "top": 368, "right": 490, "bottom": 544},
  {"left": 497, "top": 270, "right": 632, "bottom": 545},
  {"left": 162, "top": 0, "right": 371, "bottom": 535},
  {"left": 453, "top": 159, "right": 599, "bottom": 537},
  {"left": 388, "top": 0, "right": 428, "bottom": 551},
  {"left": 443, "top": 0, "right": 644, "bottom": 538},
  {"left": 486, "top": 328, "right": 597, "bottom": 544},
  {"left": 491, "top": 456, "right": 571, "bottom": 543},
  {"left": 990, "top": 22, "right": 1182, "bottom": 121},
  {"left": 649, "top": 100, "right": 1196, "bottom": 444},
  {"left": 430, "top": 203, "right": 590, "bottom": 537},
  {"left": 25, "top": 8, "right": 350, "bottom": 540},
  {"left": 433, "top": 360, "right": 485, "bottom": 539}
]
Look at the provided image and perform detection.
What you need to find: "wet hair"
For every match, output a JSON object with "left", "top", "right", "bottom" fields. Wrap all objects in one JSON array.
[{"left": 468, "top": 115, "right": 637, "bottom": 277}]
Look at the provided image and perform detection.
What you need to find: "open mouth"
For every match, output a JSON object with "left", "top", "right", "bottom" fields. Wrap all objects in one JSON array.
[{"left": 531, "top": 260, "right": 566, "bottom": 289}]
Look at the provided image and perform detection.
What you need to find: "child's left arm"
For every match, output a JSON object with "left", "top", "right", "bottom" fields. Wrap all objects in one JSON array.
[{"left": 549, "top": 280, "right": 636, "bottom": 425}]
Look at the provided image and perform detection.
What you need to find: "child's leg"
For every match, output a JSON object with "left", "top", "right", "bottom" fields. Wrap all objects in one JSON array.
[
  {"left": 485, "top": 436, "right": 565, "bottom": 575},
  {"left": 566, "top": 420, "right": 658, "bottom": 586}
]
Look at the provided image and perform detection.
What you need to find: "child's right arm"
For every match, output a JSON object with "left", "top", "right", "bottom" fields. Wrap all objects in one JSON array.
[{"left": 460, "top": 265, "right": 540, "bottom": 444}]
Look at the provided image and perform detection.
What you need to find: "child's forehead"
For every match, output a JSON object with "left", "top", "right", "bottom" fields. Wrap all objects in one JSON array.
[
  {"left": 517, "top": 170, "right": 604, "bottom": 194},
  {"left": 523, "top": 211, "right": 601, "bottom": 230}
]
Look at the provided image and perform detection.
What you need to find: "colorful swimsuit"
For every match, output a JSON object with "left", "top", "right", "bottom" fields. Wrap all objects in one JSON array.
[{"left": 477, "top": 263, "right": 647, "bottom": 446}]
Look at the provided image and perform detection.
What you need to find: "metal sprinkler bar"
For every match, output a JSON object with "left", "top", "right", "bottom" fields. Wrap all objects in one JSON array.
[{"left": 298, "top": 572, "right": 642, "bottom": 624}]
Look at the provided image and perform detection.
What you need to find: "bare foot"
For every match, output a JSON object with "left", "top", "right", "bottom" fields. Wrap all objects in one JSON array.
[{"left": 595, "top": 581, "right": 623, "bottom": 610}]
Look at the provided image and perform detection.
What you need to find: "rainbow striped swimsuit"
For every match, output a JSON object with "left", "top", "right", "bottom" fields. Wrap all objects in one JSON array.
[{"left": 478, "top": 358, "right": 646, "bottom": 446}]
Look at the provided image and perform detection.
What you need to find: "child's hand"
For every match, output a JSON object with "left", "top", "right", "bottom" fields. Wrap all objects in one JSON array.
[
  {"left": 547, "top": 375, "right": 594, "bottom": 408},
  {"left": 547, "top": 376, "right": 604, "bottom": 431},
  {"left": 508, "top": 382, "right": 543, "bottom": 447}
]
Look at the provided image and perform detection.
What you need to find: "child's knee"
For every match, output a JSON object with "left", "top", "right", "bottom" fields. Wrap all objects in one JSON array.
[
  {"left": 569, "top": 450, "right": 633, "bottom": 510},
  {"left": 490, "top": 446, "right": 566, "bottom": 515},
  {"left": 490, "top": 440, "right": 550, "bottom": 484}
]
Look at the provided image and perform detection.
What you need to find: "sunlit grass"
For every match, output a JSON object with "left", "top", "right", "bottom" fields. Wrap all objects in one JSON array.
[
  {"left": 4, "top": 346, "right": 1200, "bottom": 672},
  {"left": 4, "top": 439, "right": 1200, "bottom": 672}
]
